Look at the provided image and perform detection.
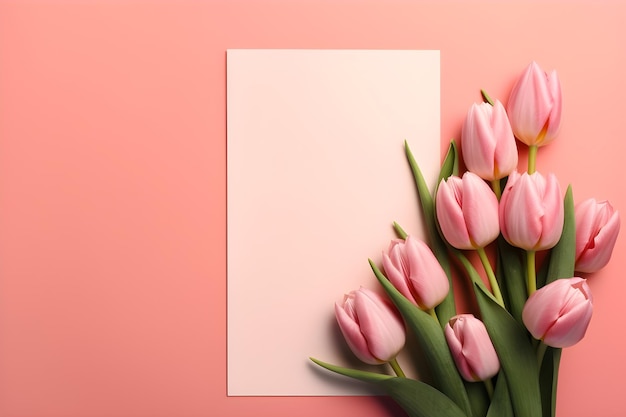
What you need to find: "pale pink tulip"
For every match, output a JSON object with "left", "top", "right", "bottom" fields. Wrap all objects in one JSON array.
[
  {"left": 334, "top": 287, "right": 406, "bottom": 365},
  {"left": 499, "top": 171, "right": 563, "bottom": 250},
  {"left": 522, "top": 277, "right": 593, "bottom": 348},
  {"left": 461, "top": 100, "right": 518, "bottom": 181},
  {"left": 436, "top": 172, "right": 500, "bottom": 250},
  {"left": 507, "top": 61, "right": 562, "bottom": 147},
  {"left": 444, "top": 314, "right": 500, "bottom": 382},
  {"left": 574, "top": 198, "right": 621, "bottom": 273},
  {"left": 382, "top": 236, "right": 449, "bottom": 310}
]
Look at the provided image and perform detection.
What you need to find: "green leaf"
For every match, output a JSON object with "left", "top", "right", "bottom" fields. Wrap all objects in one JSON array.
[
  {"left": 539, "top": 347, "right": 562, "bottom": 417},
  {"left": 486, "top": 375, "right": 514, "bottom": 417},
  {"left": 464, "top": 380, "right": 490, "bottom": 417},
  {"left": 405, "top": 140, "right": 456, "bottom": 325},
  {"left": 309, "top": 357, "right": 392, "bottom": 383},
  {"left": 438, "top": 140, "right": 459, "bottom": 182},
  {"left": 310, "top": 358, "right": 468, "bottom": 417},
  {"left": 452, "top": 249, "right": 497, "bottom": 304},
  {"left": 496, "top": 237, "right": 527, "bottom": 324},
  {"left": 369, "top": 260, "right": 473, "bottom": 417},
  {"left": 474, "top": 284, "right": 542, "bottom": 417},
  {"left": 545, "top": 185, "right": 576, "bottom": 285},
  {"left": 393, "top": 221, "right": 408, "bottom": 239},
  {"left": 379, "top": 378, "right": 468, "bottom": 417},
  {"left": 537, "top": 185, "right": 573, "bottom": 417},
  {"left": 481, "top": 89, "right": 495, "bottom": 106}
]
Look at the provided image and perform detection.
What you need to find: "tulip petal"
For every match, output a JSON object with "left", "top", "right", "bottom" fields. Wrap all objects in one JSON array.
[
  {"left": 382, "top": 236, "right": 449, "bottom": 310},
  {"left": 462, "top": 103, "right": 497, "bottom": 179},
  {"left": 522, "top": 278, "right": 593, "bottom": 348},
  {"left": 354, "top": 289, "right": 405, "bottom": 362},
  {"left": 544, "top": 70, "right": 562, "bottom": 143},
  {"left": 460, "top": 321, "right": 500, "bottom": 381},
  {"left": 462, "top": 172, "right": 500, "bottom": 248},
  {"left": 537, "top": 173, "right": 564, "bottom": 250},
  {"left": 445, "top": 314, "right": 500, "bottom": 382},
  {"left": 501, "top": 173, "right": 544, "bottom": 249},
  {"left": 462, "top": 100, "right": 517, "bottom": 181},
  {"left": 508, "top": 63, "right": 545, "bottom": 144},
  {"left": 382, "top": 248, "right": 415, "bottom": 303},
  {"left": 574, "top": 199, "right": 599, "bottom": 260},
  {"left": 446, "top": 330, "right": 475, "bottom": 381},
  {"left": 491, "top": 102, "right": 518, "bottom": 178},
  {"left": 575, "top": 199, "right": 621, "bottom": 273},
  {"left": 498, "top": 170, "right": 518, "bottom": 239},
  {"left": 405, "top": 237, "right": 449, "bottom": 310},
  {"left": 436, "top": 177, "right": 472, "bottom": 249},
  {"left": 522, "top": 279, "right": 575, "bottom": 339},
  {"left": 334, "top": 302, "right": 378, "bottom": 364},
  {"left": 507, "top": 62, "right": 562, "bottom": 146},
  {"left": 543, "top": 299, "right": 592, "bottom": 348},
  {"left": 576, "top": 211, "right": 620, "bottom": 272}
]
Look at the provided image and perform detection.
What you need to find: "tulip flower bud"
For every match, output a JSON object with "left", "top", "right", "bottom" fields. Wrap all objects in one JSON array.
[
  {"left": 522, "top": 277, "right": 593, "bottom": 348},
  {"left": 334, "top": 287, "right": 406, "bottom": 365},
  {"left": 574, "top": 198, "right": 621, "bottom": 273},
  {"left": 461, "top": 100, "right": 518, "bottom": 181},
  {"left": 436, "top": 172, "right": 500, "bottom": 250},
  {"left": 499, "top": 170, "right": 564, "bottom": 251},
  {"left": 507, "top": 61, "right": 562, "bottom": 147},
  {"left": 382, "top": 236, "right": 450, "bottom": 311},
  {"left": 444, "top": 314, "right": 500, "bottom": 382}
]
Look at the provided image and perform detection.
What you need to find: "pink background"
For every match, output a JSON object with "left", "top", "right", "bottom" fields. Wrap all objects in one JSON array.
[{"left": 1, "top": 1, "right": 624, "bottom": 416}]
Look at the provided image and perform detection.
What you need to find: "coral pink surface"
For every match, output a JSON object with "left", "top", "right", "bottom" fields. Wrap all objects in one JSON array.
[{"left": 1, "top": 1, "right": 624, "bottom": 416}]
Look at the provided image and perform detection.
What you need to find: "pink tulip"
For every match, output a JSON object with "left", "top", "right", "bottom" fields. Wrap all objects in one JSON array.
[
  {"left": 574, "top": 198, "right": 621, "bottom": 273},
  {"left": 334, "top": 287, "right": 406, "bottom": 365},
  {"left": 499, "top": 170, "right": 564, "bottom": 251},
  {"left": 522, "top": 277, "right": 593, "bottom": 347},
  {"left": 444, "top": 314, "right": 500, "bottom": 382},
  {"left": 382, "top": 236, "right": 450, "bottom": 310},
  {"left": 507, "top": 61, "right": 562, "bottom": 147},
  {"left": 461, "top": 100, "right": 518, "bottom": 181},
  {"left": 436, "top": 172, "right": 500, "bottom": 250}
]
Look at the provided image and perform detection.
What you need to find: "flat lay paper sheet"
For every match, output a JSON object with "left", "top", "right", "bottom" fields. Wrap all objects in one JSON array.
[{"left": 227, "top": 49, "right": 440, "bottom": 396}]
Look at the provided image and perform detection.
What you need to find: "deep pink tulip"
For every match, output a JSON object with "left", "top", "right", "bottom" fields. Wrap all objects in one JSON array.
[
  {"left": 334, "top": 287, "right": 406, "bottom": 365},
  {"left": 382, "top": 236, "right": 449, "bottom": 310},
  {"left": 574, "top": 198, "right": 621, "bottom": 273},
  {"left": 444, "top": 314, "right": 500, "bottom": 382},
  {"left": 461, "top": 100, "right": 518, "bottom": 181},
  {"left": 436, "top": 172, "right": 500, "bottom": 250},
  {"left": 522, "top": 277, "right": 593, "bottom": 348},
  {"left": 507, "top": 61, "right": 562, "bottom": 147},
  {"left": 499, "top": 171, "right": 563, "bottom": 251}
]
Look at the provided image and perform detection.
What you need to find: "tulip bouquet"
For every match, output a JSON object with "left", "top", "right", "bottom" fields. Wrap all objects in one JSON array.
[{"left": 310, "top": 62, "right": 621, "bottom": 417}]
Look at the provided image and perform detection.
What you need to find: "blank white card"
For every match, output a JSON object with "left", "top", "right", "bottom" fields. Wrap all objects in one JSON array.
[{"left": 227, "top": 49, "right": 440, "bottom": 395}]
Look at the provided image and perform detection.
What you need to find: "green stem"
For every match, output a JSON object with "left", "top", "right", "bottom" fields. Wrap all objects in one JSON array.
[
  {"left": 476, "top": 247, "right": 505, "bottom": 307},
  {"left": 526, "top": 250, "right": 537, "bottom": 296},
  {"left": 528, "top": 145, "right": 538, "bottom": 174},
  {"left": 484, "top": 378, "right": 494, "bottom": 400},
  {"left": 388, "top": 357, "right": 406, "bottom": 378},
  {"left": 427, "top": 308, "right": 439, "bottom": 323},
  {"left": 536, "top": 341, "right": 548, "bottom": 368},
  {"left": 491, "top": 179, "right": 502, "bottom": 200}
]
